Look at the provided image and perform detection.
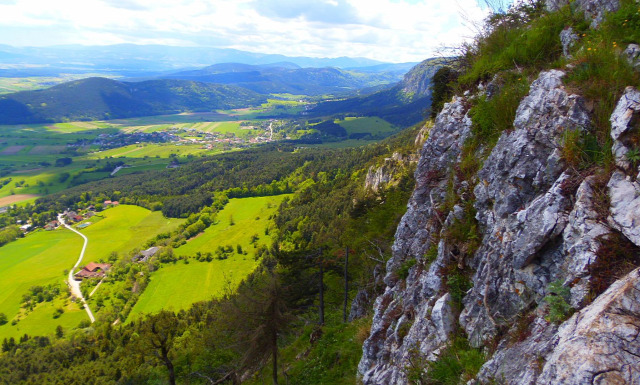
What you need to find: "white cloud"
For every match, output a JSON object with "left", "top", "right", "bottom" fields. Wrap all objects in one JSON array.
[{"left": 0, "top": 0, "right": 489, "bottom": 62}]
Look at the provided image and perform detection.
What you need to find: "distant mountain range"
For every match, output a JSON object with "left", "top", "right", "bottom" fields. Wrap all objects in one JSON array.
[
  {"left": 310, "top": 57, "right": 446, "bottom": 126},
  {"left": 154, "top": 62, "right": 403, "bottom": 95},
  {"left": 0, "top": 77, "right": 266, "bottom": 124},
  {"left": 0, "top": 44, "right": 418, "bottom": 78},
  {"left": 0, "top": 54, "right": 443, "bottom": 125}
]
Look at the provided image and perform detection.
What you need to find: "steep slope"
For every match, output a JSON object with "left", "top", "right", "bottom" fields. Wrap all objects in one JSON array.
[
  {"left": 0, "top": 77, "right": 266, "bottom": 124},
  {"left": 358, "top": 1, "right": 640, "bottom": 384}
]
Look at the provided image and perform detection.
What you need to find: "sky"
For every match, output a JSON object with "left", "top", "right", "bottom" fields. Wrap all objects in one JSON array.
[{"left": 0, "top": 0, "right": 490, "bottom": 63}]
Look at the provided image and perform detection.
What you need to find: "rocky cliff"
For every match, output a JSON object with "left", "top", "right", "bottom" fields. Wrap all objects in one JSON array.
[
  {"left": 358, "top": 2, "right": 640, "bottom": 382},
  {"left": 401, "top": 58, "right": 444, "bottom": 98}
]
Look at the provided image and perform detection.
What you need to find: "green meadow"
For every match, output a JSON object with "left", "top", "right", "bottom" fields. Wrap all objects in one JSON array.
[
  {"left": 335, "top": 116, "right": 397, "bottom": 136},
  {"left": 87, "top": 143, "right": 211, "bottom": 159},
  {"left": 77, "top": 205, "right": 185, "bottom": 263},
  {"left": 0, "top": 205, "right": 184, "bottom": 338},
  {"left": 0, "top": 229, "right": 83, "bottom": 339},
  {"left": 128, "top": 195, "right": 289, "bottom": 317}
]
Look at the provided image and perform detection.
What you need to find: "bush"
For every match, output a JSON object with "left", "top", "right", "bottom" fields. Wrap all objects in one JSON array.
[
  {"left": 397, "top": 258, "right": 417, "bottom": 280},
  {"left": 543, "top": 280, "right": 573, "bottom": 323},
  {"left": 430, "top": 67, "right": 459, "bottom": 119},
  {"left": 447, "top": 273, "right": 473, "bottom": 310},
  {"left": 0, "top": 313, "right": 7, "bottom": 326}
]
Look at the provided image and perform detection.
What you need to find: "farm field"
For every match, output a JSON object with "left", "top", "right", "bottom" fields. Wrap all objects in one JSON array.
[
  {"left": 86, "top": 143, "right": 212, "bottom": 158},
  {"left": 128, "top": 194, "right": 289, "bottom": 317},
  {"left": 0, "top": 229, "right": 83, "bottom": 339},
  {"left": 0, "top": 75, "right": 118, "bottom": 94},
  {"left": 335, "top": 117, "right": 397, "bottom": 136}
]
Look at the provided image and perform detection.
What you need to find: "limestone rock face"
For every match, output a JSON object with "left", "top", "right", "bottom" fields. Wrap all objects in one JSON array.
[
  {"left": 624, "top": 44, "right": 640, "bottom": 70},
  {"left": 463, "top": 70, "right": 589, "bottom": 346},
  {"left": 560, "top": 27, "right": 579, "bottom": 57},
  {"left": 364, "top": 152, "right": 418, "bottom": 193},
  {"left": 608, "top": 170, "right": 640, "bottom": 247},
  {"left": 358, "top": 95, "right": 472, "bottom": 384},
  {"left": 357, "top": 68, "right": 640, "bottom": 384},
  {"left": 349, "top": 289, "right": 371, "bottom": 321},
  {"left": 401, "top": 58, "right": 443, "bottom": 97},
  {"left": 562, "top": 177, "right": 611, "bottom": 307},
  {"left": 537, "top": 268, "right": 640, "bottom": 384},
  {"left": 546, "top": 0, "right": 620, "bottom": 27},
  {"left": 610, "top": 87, "right": 640, "bottom": 169},
  {"left": 387, "top": 95, "right": 472, "bottom": 279}
]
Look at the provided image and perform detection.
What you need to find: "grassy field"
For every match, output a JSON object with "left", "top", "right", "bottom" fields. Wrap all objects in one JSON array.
[
  {"left": 0, "top": 205, "right": 184, "bottom": 338},
  {"left": 0, "top": 229, "right": 83, "bottom": 339},
  {"left": 335, "top": 117, "right": 397, "bottom": 136},
  {"left": 86, "top": 143, "right": 211, "bottom": 158},
  {"left": 128, "top": 195, "right": 289, "bottom": 317},
  {"left": 78, "top": 205, "right": 185, "bottom": 263}
]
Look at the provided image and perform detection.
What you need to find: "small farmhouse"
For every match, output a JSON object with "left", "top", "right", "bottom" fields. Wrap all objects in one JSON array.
[
  {"left": 133, "top": 246, "right": 160, "bottom": 262},
  {"left": 45, "top": 220, "right": 59, "bottom": 230},
  {"left": 73, "top": 262, "right": 111, "bottom": 280}
]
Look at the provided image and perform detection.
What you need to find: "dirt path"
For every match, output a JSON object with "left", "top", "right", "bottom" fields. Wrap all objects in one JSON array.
[{"left": 58, "top": 213, "right": 95, "bottom": 323}]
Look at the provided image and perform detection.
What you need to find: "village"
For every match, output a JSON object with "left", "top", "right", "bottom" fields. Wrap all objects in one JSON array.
[{"left": 67, "top": 122, "right": 275, "bottom": 152}]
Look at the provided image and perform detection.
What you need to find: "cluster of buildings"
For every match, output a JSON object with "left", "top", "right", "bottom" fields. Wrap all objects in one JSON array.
[
  {"left": 70, "top": 131, "right": 180, "bottom": 150},
  {"left": 61, "top": 208, "right": 96, "bottom": 224},
  {"left": 73, "top": 262, "right": 111, "bottom": 280}
]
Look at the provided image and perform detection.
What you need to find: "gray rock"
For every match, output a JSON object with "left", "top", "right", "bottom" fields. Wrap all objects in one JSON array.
[
  {"left": 431, "top": 293, "right": 455, "bottom": 344},
  {"left": 476, "top": 70, "right": 589, "bottom": 223},
  {"left": 359, "top": 95, "right": 472, "bottom": 384},
  {"left": 608, "top": 170, "right": 640, "bottom": 247},
  {"left": 562, "top": 176, "right": 611, "bottom": 307},
  {"left": 476, "top": 315, "right": 559, "bottom": 385},
  {"left": 349, "top": 289, "right": 371, "bottom": 321},
  {"left": 365, "top": 152, "right": 419, "bottom": 193},
  {"left": 537, "top": 268, "right": 640, "bottom": 384},
  {"left": 610, "top": 87, "right": 640, "bottom": 169},
  {"left": 387, "top": 95, "right": 472, "bottom": 284},
  {"left": 414, "top": 121, "right": 432, "bottom": 148},
  {"left": 546, "top": 0, "right": 620, "bottom": 28},
  {"left": 624, "top": 44, "right": 640, "bottom": 70},
  {"left": 560, "top": 27, "right": 579, "bottom": 58},
  {"left": 358, "top": 63, "right": 640, "bottom": 385},
  {"left": 511, "top": 173, "right": 572, "bottom": 269},
  {"left": 465, "top": 70, "right": 589, "bottom": 345}
]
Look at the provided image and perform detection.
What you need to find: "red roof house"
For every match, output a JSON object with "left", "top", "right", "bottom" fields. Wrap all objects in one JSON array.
[{"left": 74, "top": 262, "right": 111, "bottom": 280}]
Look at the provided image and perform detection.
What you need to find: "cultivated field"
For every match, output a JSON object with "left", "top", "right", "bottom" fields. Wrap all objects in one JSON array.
[{"left": 0, "top": 194, "right": 39, "bottom": 207}]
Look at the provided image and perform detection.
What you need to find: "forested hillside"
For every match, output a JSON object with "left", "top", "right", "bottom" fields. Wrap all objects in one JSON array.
[
  {"left": 310, "top": 57, "right": 444, "bottom": 126},
  {"left": 163, "top": 63, "right": 401, "bottom": 95},
  {"left": 0, "top": 124, "right": 423, "bottom": 385},
  {"left": 0, "top": 78, "right": 266, "bottom": 124}
]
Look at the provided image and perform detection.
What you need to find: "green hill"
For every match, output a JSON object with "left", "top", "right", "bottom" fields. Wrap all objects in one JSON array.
[{"left": 0, "top": 77, "right": 266, "bottom": 124}]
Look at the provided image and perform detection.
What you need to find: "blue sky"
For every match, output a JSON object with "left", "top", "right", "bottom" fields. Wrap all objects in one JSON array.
[{"left": 0, "top": 0, "right": 489, "bottom": 62}]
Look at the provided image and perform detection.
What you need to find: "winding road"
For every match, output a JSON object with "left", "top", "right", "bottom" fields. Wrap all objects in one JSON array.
[{"left": 58, "top": 213, "right": 95, "bottom": 323}]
